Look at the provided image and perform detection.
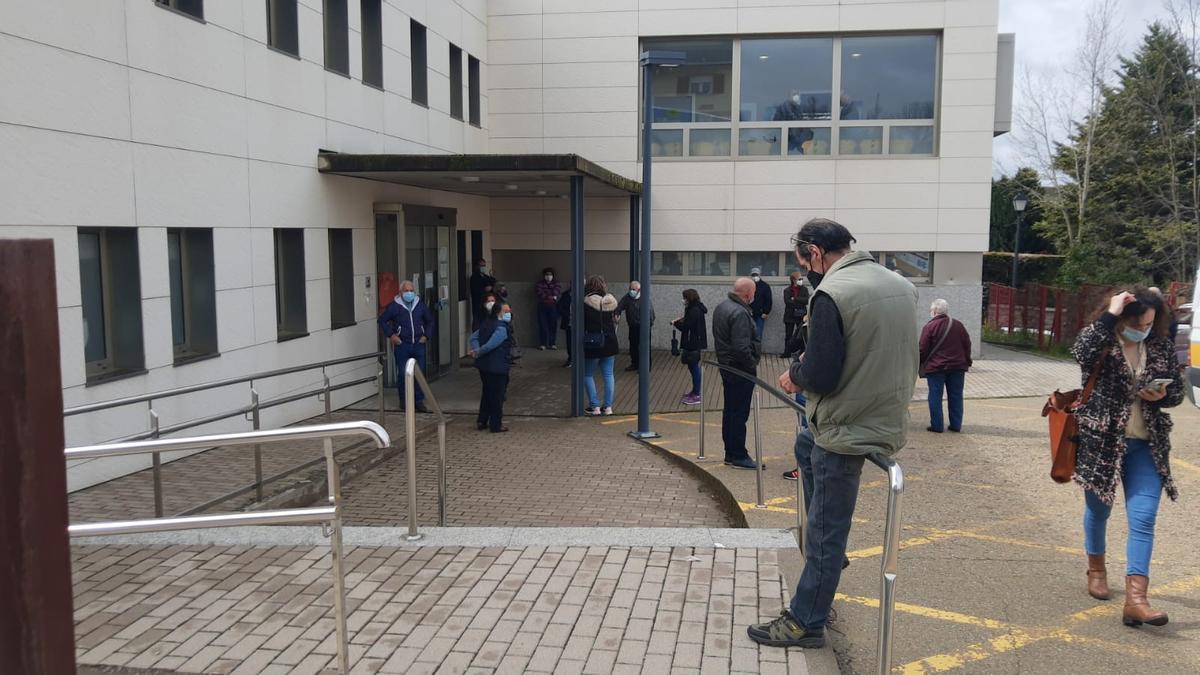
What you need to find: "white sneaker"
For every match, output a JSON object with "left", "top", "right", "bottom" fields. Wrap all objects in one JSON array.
[
  {"left": 602, "top": 407, "right": 613, "bottom": 416},
  {"left": 585, "top": 407, "right": 602, "bottom": 416}
]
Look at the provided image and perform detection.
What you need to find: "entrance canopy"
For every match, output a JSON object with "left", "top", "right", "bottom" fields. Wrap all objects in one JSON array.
[
  {"left": 317, "top": 152, "right": 641, "bottom": 198},
  {"left": 318, "top": 152, "right": 642, "bottom": 417}
]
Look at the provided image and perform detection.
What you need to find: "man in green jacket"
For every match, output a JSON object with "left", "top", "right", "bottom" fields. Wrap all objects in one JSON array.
[{"left": 748, "top": 218, "right": 918, "bottom": 649}]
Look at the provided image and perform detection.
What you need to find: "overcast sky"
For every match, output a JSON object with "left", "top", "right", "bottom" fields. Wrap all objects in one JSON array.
[{"left": 992, "top": 0, "right": 1176, "bottom": 177}]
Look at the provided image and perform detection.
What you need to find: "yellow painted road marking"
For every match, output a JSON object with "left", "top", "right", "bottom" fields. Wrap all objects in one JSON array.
[{"left": 1173, "top": 457, "right": 1200, "bottom": 476}]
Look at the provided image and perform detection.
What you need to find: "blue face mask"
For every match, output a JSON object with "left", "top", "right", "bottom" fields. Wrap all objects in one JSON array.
[
  {"left": 501, "top": 312, "right": 512, "bottom": 322},
  {"left": 401, "top": 291, "right": 416, "bottom": 304},
  {"left": 1121, "top": 326, "right": 1150, "bottom": 343},
  {"left": 630, "top": 290, "right": 640, "bottom": 299}
]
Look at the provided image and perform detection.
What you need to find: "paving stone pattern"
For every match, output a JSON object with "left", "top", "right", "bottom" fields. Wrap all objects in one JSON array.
[
  {"left": 72, "top": 544, "right": 810, "bottom": 675},
  {"left": 340, "top": 416, "right": 733, "bottom": 529}
]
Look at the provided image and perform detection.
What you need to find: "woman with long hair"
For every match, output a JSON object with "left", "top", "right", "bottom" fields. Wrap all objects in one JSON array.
[
  {"left": 672, "top": 289, "right": 708, "bottom": 405},
  {"left": 1071, "top": 289, "right": 1183, "bottom": 627},
  {"left": 582, "top": 275, "right": 619, "bottom": 415}
]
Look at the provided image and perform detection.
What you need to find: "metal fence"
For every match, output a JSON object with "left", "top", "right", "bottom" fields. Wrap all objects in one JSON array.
[
  {"left": 67, "top": 420, "right": 392, "bottom": 675},
  {"left": 63, "top": 352, "right": 386, "bottom": 517}
]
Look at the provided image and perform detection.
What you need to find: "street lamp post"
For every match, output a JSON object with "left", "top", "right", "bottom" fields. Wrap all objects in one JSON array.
[
  {"left": 630, "top": 50, "right": 684, "bottom": 441},
  {"left": 1011, "top": 192, "right": 1028, "bottom": 288}
]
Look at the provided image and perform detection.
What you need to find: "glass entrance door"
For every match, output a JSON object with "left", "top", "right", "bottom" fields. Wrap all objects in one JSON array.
[{"left": 401, "top": 208, "right": 455, "bottom": 379}]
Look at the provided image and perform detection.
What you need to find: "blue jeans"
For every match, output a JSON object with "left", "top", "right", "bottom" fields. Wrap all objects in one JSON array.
[
  {"left": 926, "top": 370, "right": 965, "bottom": 432},
  {"left": 537, "top": 304, "right": 559, "bottom": 347},
  {"left": 687, "top": 361, "right": 702, "bottom": 396},
  {"left": 789, "top": 428, "right": 865, "bottom": 631},
  {"left": 584, "top": 356, "right": 615, "bottom": 408},
  {"left": 795, "top": 391, "right": 808, "bottom": 429},
  {"left": 393, "top": 342, "right": 426, "bottom": 402},
  {"left": 1084, "top": 439, "right": 1163, "bottom": 576},
  {"left": 755, "top": 316, "right": 766, "bottom": 338}
]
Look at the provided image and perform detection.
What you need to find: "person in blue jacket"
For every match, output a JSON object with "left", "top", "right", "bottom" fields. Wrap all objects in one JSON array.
[
  {"left": 469, "top": 301, "right": 515, "bottom": 433},
  {"left": 377, "top": 280, "right": 435, "bottom": 413}
]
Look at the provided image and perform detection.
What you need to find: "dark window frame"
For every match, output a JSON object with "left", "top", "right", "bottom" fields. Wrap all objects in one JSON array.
[
  {"left": 468, "top": 54, "right": 481, "bottom": 126},
  {"left": 274, "top": 228, "right": 310, "bottom": 341},
  {"left": 411, "top": 20, "right": 428, "bottom": 106},
  {"left": 167, "top": 228, "right": 220, "bottom": 365},
  {"left": 155, "top": 0, "right": 205, "bottom": 22},
  {"left": 79, "top": 228, "right": 147, "bottom": 384},
  {"left": 449, "top": 44, "right": 464, "bottom": 121},
  {"left": 266, "top": 0, "right": 300, "bottom": 58},
  {"left": 323, "top": 0, "right": 350, "bottom": 77},
  {"left": 328, "top": 228, "right": 357, "bottom": 330},
  {"left": 361, "top": 0, "right": 383, "bottom": 88}
]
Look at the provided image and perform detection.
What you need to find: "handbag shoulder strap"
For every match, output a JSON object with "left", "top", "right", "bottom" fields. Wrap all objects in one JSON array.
[
  {"left": 1080, "top": 357, "right": 1104, "bottom": 404},
  {"left": 921, "top": 317, "right": 953, "bottom": 366}
]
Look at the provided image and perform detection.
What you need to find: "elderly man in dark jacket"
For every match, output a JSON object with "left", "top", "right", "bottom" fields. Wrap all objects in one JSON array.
[
  {"left": 749, "top": 267, "right": 773, "bottom": 338},
  {"left": 712, "top": 277, "right": 763, "bottom": 469},
  {"left": 378, "top": 280, "right": 436, "bottom": 412},
  {"left": 615, "top": 280, "right": 655, "bottom": 371},
  {"left": 919, "top": 299, "right": 973, "bottom": 433}
]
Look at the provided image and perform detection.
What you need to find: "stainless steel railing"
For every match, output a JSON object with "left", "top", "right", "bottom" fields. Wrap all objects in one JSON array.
[
  {"left": 695, "top": 361, "right": 768, "bottom": 508},
  {"left": 696, "top": 359, "right": 904, "bottom": 675},
  {"left": 400, "top": 357, "right": 449, "bottom": 540},
  {"left": 67, "top": 420, "right": 392, "bottom": 675},
  {"left": 64, "top": 352, "right": 387, "bottom": 517}
]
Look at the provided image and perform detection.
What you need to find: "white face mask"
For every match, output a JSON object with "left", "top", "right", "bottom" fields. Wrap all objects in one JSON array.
[
  {"left": 751, "top": 275, "right": 760, "bottom": 282},
  {"left": 544, "top": 275, "right": 553, "bottom": 282},
  {"left": 484, "top": 301, "right": 495, "bottom": 311},
  {"left": 791, "top": 94, "right": 801, "bottom": 105}
]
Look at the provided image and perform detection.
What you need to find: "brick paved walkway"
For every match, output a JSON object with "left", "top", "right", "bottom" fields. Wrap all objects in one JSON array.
[
  {"left": 359, "top": 344, "right": 1080, "bottom": 420},
  {"left": 341, "top": 416, "right": 733, "bottom": 529},
  {"left": 72, "top": 542, "right": 810, "bottom": 675}
]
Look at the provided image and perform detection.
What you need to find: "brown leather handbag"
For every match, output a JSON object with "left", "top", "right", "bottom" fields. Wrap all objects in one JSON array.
[{"left": 1041, "top": 360, "right": 1102, "bottom": 483}]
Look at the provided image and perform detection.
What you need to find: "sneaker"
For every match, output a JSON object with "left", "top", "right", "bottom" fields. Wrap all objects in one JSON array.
[
  {"left": 926, "top": 426, "right": 943, "bottom": 433},
  {"left": 682, "top": 394, "right": 701, "bottom": 406},
  {"left": 538, "top": 345, "right": 546, "bottom": 351},
  {"left": 602, "top": 407, "right": 614, "bottom": 416},
  {"left": 550, "top": 345, "right": 558, "bottom": 350},
  {"left": 782, "top": 469, "right": 799, "bottom": 481},
  {"left": 585, "top": 407, "right": 602, "bottom": 416},
  {"left": 563, "top": 361, "right": 572, "bottom": 368},
  {"left": 747, "top": 611, "right": 825, "bottom": 648},
  {"left": 724, "top": 457, "right": 763, "bottom": 470}
]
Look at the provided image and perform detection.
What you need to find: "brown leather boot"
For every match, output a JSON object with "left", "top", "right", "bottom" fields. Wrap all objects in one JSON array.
[
  {"left": 1086, "top": 554, "right": 1109, "bottom": 600},
  {"left": 1122, "top": 575, "right": 1168, "bottom": 627}
]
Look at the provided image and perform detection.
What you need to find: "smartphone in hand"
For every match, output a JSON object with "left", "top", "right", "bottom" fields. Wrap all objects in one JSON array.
[{"left": 1147, "top": 378, "right": 1174, "bottom": 392}]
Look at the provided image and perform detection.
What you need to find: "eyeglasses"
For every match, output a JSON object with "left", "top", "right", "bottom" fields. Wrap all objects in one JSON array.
[{"left": 791, "top": 235, "right": 819, "bottom": 258}]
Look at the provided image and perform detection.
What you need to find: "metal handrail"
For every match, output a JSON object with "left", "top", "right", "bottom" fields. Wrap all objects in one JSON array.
[
  {"left": 63, "top": 351, "right": 385, "bottom": 416},
  {"left": 697, "top": 359, "right": 903, "bottom": 675},
  {"left": 67, "top": 421, "right": 391, "bottom": 675},
  {"left": 64, "top": 352, "right": 387, "bottom": 518},
  {"left": 400, "top": 357, "right": 449, "bottom": 540},
  {"left": 695, "top": 360, "right": 768, "bottom": 507}
]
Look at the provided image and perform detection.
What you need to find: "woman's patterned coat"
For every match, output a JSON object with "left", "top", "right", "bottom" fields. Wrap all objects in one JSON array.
[{"left": 1070, "top": 314, "right": 1184, "bottom": 505}]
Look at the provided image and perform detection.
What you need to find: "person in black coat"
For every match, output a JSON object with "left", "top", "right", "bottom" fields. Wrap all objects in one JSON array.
[
  {"left": 469, "top": 257, "right": 497, "bottom": 327},
  {"left": 469, "top": 301, "right": 515, "bottom": 433},
  {"left": 781, "top": 271, "right": 809, "bottom": 357},
  {"left": 750, "top": 267, "right": 773, "bottom": 338},
  {"left": 672, "top": 288, "right": 708, "bottom": 405}
]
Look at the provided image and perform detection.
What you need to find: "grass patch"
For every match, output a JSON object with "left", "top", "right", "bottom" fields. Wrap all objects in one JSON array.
[{"left": 982, "top": 325, "right": 1074, "bottom": 361}]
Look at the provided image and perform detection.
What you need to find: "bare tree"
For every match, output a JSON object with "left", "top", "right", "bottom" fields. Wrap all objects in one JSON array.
[{"left": 1012, "top": 0, "right": 1121, "bottom": 247}]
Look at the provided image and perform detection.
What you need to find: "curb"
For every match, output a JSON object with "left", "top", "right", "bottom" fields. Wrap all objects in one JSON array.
[{"left": 629, "top": 435, "right": 750, "bottom": 529}]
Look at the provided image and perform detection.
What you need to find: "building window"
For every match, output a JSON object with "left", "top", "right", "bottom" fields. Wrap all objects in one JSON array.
[
  {"left": 468, "top": 55, "right": 481, "bottom": 126},
  {"left": 449, "top": 44, "right": 464, "bottom": 121},
  {"left": 361, "top": 0, "right": 382, "bottom": 87},
  {"left": 689, "top": 252, "right": 731, "bottom": 277},
  {"left": 274, "top": 229, "right": 308, "bottom": 340},
  {"left": 323, "top": 0, "right": 349, "bottom": 76},
  {"left": 735, "top": 252, "right": 780, "bottom": 277},
  {"left": 328, "top": 229, "right": 355, "bottom": 329},
  {"left": 645, "top": 39, "right": 733, "bottom": 158},
  {"left": 652, "top": 252, "right": 685, "bottom": 276},
  {"left": 167, "top": 229, "right": 218, "bottom": 363},
  {"left": 156, "top": 0, "right": 204, "bottom": 21},
  {"left": 878, "top": 251, "right": 933, "bottom": 284},
  {"left": 411, "top": 20, "right": 428, "bottom": 105},
  {"left": 642, "top": 34, "right": 938, "bottom": 159},
  {"left": 266, "top": 0, "right": 299, "bottom": 57},
  {"left": 78, "top": 229, "right": 145, "bottom": 382}
]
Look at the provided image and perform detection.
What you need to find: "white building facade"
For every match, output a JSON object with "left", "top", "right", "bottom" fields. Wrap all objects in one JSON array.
[{"left": 0, "top": 0, "right": 1009, "bottom": 490}]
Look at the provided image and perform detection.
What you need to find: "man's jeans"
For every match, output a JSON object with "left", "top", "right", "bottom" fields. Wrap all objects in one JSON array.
[
  {"left": 393, "top": 342, "right": 426, "bottom": 402},
  {"left": 790, "top": 428, "right": 865, "bottom": 631},
  {"left": 754, "top": 316, "right": 766, "bottom": 338},
  {"left": 720, "top": 372, "right": 754, "bottom": 462},
  {"left": 926, "top": 370, "right": 965, "bottom": 432}
]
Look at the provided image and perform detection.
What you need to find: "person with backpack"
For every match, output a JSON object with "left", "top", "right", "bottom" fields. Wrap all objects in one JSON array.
[
  {"left": 919, "top": 299, "right": 973, "bottom": 433},
  {"left": 582, "top": 276, "right": 619, "bottom": 415},
  {"left": 672, "top": 289, "right": 708, "bottom": 405},
  {"left": 469, "top": 301, "right": 516, "bottom": 433}
]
